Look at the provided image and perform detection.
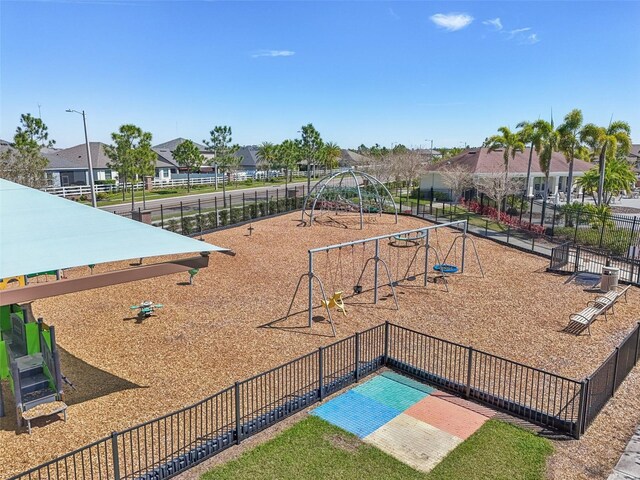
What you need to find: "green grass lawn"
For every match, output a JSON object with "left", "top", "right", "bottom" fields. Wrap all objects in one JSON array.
[{"left": 200, "top": 416, "right": 552, "bottom": 480}]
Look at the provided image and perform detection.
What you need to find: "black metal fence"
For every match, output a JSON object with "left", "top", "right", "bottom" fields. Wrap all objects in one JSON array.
[
  {"left": 400, "top": 186, "right": 640, "bottom": 256},
  {"left": 549, "top": 243, "right": 640, "bottom": 286},
  {"left": 9, "top": 321, "right": 640, "bottom": 480},
  {"left": 117, "top": 185, "right": 308, "bottom": 236},
  {"left": 582, "top": 323, "right": 640, "bottom": 431}
]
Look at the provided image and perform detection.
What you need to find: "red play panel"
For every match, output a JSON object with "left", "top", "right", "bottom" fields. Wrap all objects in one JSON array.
[{"left": 405, "top": 395, "right": 491, "bottom": 440}]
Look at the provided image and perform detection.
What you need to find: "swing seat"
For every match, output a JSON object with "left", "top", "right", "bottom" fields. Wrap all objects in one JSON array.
[
  {"left": 433, "top": 264, "right": 458, "bottom": 274},
  {"left": 322, "top": 292, "right": 347, "bottom": 316}
]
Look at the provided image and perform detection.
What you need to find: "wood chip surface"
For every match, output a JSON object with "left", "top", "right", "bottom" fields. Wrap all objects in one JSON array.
[{"left": 0, "top": 212, "right": 638, "bottom": 479}]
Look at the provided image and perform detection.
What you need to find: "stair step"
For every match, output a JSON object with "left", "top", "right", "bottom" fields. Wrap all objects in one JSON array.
[
  {"left": 20, "top": 373, "right": 50, "bottom": 395},
  {"left": 22, "top": 389, "right": 56, "bottom": 411},
  {"left": 16, "top": 353, "right": 44, "bottom": 373}
]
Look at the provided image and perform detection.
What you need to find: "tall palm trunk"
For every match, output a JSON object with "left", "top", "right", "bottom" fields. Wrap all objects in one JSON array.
[
  {"left": 566, "top": 154, "right": 574, "bottom": 203},
  {"left": 597, "top": 145, "right": 607, "bottom": 206},
  {"left": 540, "top": 173, "right": 550, "bottom": 226},
  {"left": 524, "top": 143, "right": 534, "bottom": 198}
]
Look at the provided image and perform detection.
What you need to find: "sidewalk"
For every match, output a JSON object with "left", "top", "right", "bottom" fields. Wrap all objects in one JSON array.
[
  {"left": 608, "top": 426, "right": 640, "bottom": 480},
  {"left": 410, "top": 208, "right": 554, "bottom": 258}
]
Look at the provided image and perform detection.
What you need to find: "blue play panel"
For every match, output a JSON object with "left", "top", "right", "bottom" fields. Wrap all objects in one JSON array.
[{"left": 311, "top": 372, "right": 435, "bottom": 438}]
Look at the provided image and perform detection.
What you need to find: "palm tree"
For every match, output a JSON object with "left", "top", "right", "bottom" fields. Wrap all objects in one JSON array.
[
  {"left": 580, "top": 121, "right": 632, "bottom": 205},
  {"left": 516, "top": 120, "right": 547, "bottom": 198},
  {"left": 256, "top": 141, "right": 277, "bottom": 182},
  {"left": 484, "top": 126, "right": 525, "bottom": 215},
  {"left": 577, "top": 157, "right": 636, "bottom": 204},
  {"left": 536, "top": 120, "right": 558, "bottom": 224},
  {"left": 557, "top": 109, "right": 585, "bottom": 203},
  {"left": 276, "top": 139, "right": 301, "bottom": 193},
  {"left": 321, "top": 142, "right": 342, "bottom": 175}
]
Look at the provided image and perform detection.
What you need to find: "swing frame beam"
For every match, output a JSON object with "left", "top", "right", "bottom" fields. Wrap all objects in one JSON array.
[
  {"left": 442, "top": 222, "right": 485, "bottom": 278},
  {"left": 284, "top": 220, "right": 468, "bottom": 335}
]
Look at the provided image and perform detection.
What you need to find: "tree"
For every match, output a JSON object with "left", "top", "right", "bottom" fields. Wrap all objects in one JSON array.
[
  {"left": 256, "top": 142, "right": 277, "bottom": 182},
  {"left": 0, "top": 114, "right": 54, "bottom": 188},
  {"left": 475, "top": 174, "right": 525, "bottom": 218},
  {"left": 580, "top": 121, "right": 632, "bottom": 205},
  {"left": 299, "top": 124, "right": 323, "bottom": 190},
  {"left": 172, "top": 140, "right": 204, "bottom": 192},
  {"left": 439, "top": 164, "right": 474, "bottom": 202},
  {"left": 203, "top": 126, "right": 241, "bottom": 207},
  {"left": 576, "top": 157, "right": 636, "bottom": 204},
  {"left": 516, "top": 120, "right": 547, "bottom": 198},
  {"left": 275, "top": 139, "right": 301, "bottom": 193},
  {"left": 104, "top": 124, "right": 155, "bottom": 209},
  {"left": 557, "top": 109, "right": 585, "bottom": 203},
  {"left": 484, "top": 126, "right": 525, "bottom": 217},
  {"left": 537, "top": 119, "right": 559, "bottom": 224},
  {"left": 320, "top": 141, "right": 341, "bottom": 174},
  {"left": 391, "top": 149, "right": 424, "bottom": 189}
]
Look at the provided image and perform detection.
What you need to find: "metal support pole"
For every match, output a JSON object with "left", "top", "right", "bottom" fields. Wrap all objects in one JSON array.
[
  {"left": 575, "top": 379, "right": 588, "bottom": 439},
  {"left": 318, "top": 347, "right": 324, "bottom": 401},
  {"left": 160, "top": 204, "right": 164, "bottom": 229},
  {"left": 111, "top": 431, "right": 121, "bottom": 479},
  {"left": 214, "top": 197, "right": 218, "bottom": 227},
  {"left": 374, "top": 239, "right": 380, "bottom": 304},
  {"left": 242, "top": 193, "right": 246, "bottom": 220},
  {"left": 235, "top": 381, "right": 242, "bottom": 444},
  {"left": 308, "top": 251, "right": 314, "bottom": 328},
  {"left": 180, "top": 201, "right": 184, "bottom": 231},
  {"left": 465, "top": 347, "right": 473, "bottom": 398},
  {"left": 383, "top": 321, "right": 390, "bottom": 365},
  {"left": 461, "top": 221, "right": 467, "bottom": 273},
  {"left": 612, "top": 347, "right": 620, "bottom": 397},
  {"left": 424, "top": 231, "right": 430, "bottom": 286},
  {"left": 529, "top": 197, "right": 534, "bottom": 225},
  {"left": 355, "top": 332, "right": 361, "bottom": 382}
]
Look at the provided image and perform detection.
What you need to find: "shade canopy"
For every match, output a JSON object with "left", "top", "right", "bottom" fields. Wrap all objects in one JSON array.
[{"left": 0, "top": 179, "right": 227, "bottom": 279}]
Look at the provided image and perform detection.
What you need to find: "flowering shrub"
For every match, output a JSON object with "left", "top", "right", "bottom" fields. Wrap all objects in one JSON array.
[{"left": 460, "top": 198, "right": 546, "bottom": 235}]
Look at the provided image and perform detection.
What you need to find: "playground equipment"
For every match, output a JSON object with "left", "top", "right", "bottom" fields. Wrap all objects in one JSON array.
[
  {"left": 302, "top": 169, "right": 398, "bottom": 229},
  {"left": 282, "top": 220, "right": 469, "bottom": 335},
  {"left": 130, "top": 301, "right": 163, "bottom": 321},
  {"left": 321, "top": 292, "right": 347, "bottom": 317},
  {"left": 441, "top": 229, "right": 485, "bottom": 278},
  {"left": 0, "top": 304, "right": 67, "bottom": 432},
  {"left": 188, "top": 268, "right": 199, "bottom": 285},
  {"left": 0, "top": 276, "right": 26, "bottom": 290}
]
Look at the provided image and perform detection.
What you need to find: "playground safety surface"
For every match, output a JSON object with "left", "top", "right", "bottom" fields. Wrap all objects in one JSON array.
[
  {"left": 312, "top": 371, "right": 495, "bottom": 473},
  {"left": 1, "top": 212, "right": 639, "bottom": 480}
]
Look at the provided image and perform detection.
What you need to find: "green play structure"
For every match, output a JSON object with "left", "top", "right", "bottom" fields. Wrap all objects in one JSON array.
[{"left": 0, "top": 303, "right": 66, "bottom": 433}]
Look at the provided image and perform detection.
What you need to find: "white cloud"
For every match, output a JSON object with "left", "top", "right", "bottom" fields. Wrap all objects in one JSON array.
[
  {"left": 482, "top": 17, "right": 502, "bottom": 30},
  {"left": 388, "top": 7, "right": 400, "bottom": 20},
  {"left": 508, "top": 27, "right": 531, "bottom": 36},
  {"left": 522, "top": 33, "right": 540, "bottom": 44},
  {"left": 251, "top": 50, "right": 295, "bottom": 58},
  {"left": 429, "top": 13, "right": 474, "bottom": 32}
]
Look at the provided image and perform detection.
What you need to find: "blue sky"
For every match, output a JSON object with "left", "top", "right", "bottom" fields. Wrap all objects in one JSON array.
[{"left": 1, "top": 1, "right": 639, "bottom": 149}]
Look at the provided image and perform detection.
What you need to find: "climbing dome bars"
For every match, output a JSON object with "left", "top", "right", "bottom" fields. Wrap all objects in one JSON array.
[{"left": 301, "top": 169, "right": 398, "bottom": 229}]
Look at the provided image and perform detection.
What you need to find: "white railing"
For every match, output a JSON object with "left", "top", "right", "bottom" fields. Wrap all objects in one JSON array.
[{"left": 41, "top": 170, "right": 313, "bottom": 198}]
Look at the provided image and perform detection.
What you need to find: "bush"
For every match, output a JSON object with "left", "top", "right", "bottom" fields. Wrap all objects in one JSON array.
[
  {"left": 243, "top": 179, "right": 254, "bottom": 186},
  {"left": 207, "top": 211, "right": 218, "bottom": 229},
  {"left": 268, "top": 199, "right": 278, "bottom": 214},
  {"left": 230, "top": 207, "right": 243, "bottom": 224},
  {"left": 96, "top": 192, "right": 108, "bottom": 201},
  {"left": 95, "top": 179, "right": 117, "bottom": 185},
  {"left": 195, "top": 214, "right": 205, "bottom": 232},
  {"left": 79, "top": 194, "right": 88, "bottom": 202},
  {"left": 167, "top": 218, "right": 180, "bottom": 233},
  {"left": 181, "top": 217, "right": 194, "bottom": 235},
  {"left": 219, "top": 209, "right": 229, "bottom": 226},
  {"left": 248, "top": 204, "right": 258, "bottom": 219},
  {"left": 258, "top": 202, "right": 267, "bottom": 217}
]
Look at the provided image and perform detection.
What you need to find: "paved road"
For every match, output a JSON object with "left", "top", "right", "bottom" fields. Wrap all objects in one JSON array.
[{"left": 101, "top": 181, "right": 315, "bottom": 214}]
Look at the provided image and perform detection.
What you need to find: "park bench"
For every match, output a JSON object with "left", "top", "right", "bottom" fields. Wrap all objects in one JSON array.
[
  {"left": 565, "top": 302, "right": 610, "bottom": 336},
  {"left": 591, "top": 285, "right": 631, "bottom": 315}
]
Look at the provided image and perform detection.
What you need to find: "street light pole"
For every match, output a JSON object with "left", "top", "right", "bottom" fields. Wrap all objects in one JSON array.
[{"left": 66, "top": 109, "right": 97, "bottom": 207}]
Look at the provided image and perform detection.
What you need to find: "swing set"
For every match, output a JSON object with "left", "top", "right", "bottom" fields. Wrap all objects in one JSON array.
[{"left": 283, "top": 220, "right": 480, "bottom": 336}]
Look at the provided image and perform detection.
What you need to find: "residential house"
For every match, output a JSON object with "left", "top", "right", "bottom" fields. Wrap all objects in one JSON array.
[{"left": 420, "top": 147, "right": 593, "bottom": 199}]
